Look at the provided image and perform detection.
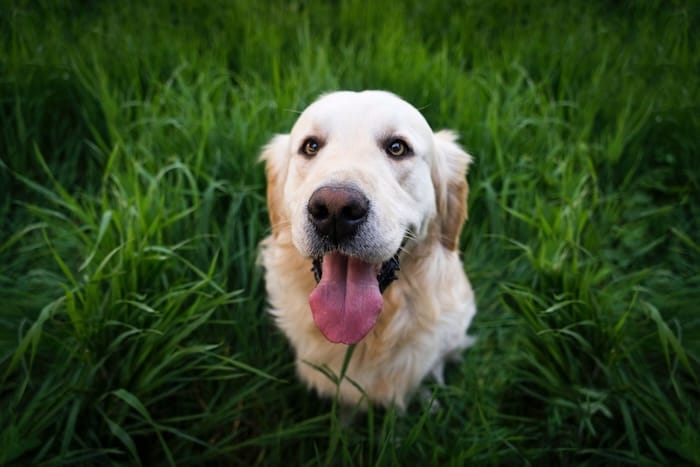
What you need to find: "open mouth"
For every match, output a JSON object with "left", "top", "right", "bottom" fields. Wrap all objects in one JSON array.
[{"left": 308, "top": 252, "right": 400, "bottom": 345}]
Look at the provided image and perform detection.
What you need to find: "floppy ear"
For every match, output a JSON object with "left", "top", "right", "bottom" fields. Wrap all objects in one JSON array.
[
  {"left": 259, "top": 134, "right": 290, "bottom": 237},
  {"left": 431, "top": 130, "right": 473, "bottom": 251}
]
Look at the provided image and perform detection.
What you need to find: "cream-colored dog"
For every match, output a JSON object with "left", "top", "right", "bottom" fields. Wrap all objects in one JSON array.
[{"left": 259, "top": 90, "right": 476, "bottom": 409}]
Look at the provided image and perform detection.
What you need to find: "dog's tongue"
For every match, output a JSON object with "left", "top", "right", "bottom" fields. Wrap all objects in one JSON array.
[{"left": 309, "top": 253, "right": 383, "bottom": 344}]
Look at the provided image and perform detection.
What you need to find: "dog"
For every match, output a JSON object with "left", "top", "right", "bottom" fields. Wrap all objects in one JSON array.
[{"left": 259, "top": 90, "right": 476, "bottom": 409}]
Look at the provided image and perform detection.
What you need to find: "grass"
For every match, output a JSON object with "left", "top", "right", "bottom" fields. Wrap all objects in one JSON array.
[{"left": 1, "top": 0, "right": 698, "bottom": 464}]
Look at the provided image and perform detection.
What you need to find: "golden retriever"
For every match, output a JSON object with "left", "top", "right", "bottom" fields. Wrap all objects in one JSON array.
[{"left": 259, "top": 90, "right": 476, "bottom": 409}]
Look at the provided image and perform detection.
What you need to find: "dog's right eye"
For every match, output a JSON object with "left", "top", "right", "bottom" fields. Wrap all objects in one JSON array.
[{"left": 300, "top": 138, "right": 322, "bottom": 157}]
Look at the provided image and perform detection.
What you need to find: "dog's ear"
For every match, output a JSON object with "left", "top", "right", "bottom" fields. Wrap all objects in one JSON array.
[
  {"left": 260, "top": 134, "right": 290, "bottom": 237},
  {"left": 431, "top": 130, "right": 473, "bottom": 251}
]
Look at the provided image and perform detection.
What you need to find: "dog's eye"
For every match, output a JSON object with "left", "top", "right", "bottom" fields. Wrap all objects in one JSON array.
[
  {"left": 385, "top": 139, "right": 410, "bottom": 158},
  {"left": 301, "top": 138, "right": 322, "bottom": 157}
]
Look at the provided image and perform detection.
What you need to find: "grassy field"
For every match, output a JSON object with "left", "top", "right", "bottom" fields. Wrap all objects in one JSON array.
[{"left": 1, "top": 0, "right": 699, "bottom": 465}]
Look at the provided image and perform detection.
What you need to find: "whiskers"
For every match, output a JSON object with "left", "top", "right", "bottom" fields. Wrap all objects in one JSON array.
[{"left": 398, "top": 229, "right": 420, "bottom": 256}]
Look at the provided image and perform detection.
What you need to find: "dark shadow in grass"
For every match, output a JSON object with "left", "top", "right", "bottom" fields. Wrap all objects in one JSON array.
[{"left": 2, "top": 65, "right": 110, "bottom": 223}]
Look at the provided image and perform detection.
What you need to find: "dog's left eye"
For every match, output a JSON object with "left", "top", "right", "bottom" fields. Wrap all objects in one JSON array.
[
  {"left": 385, "top": 139, "right": 410, "bottom": 157},
  {"left": 300, "top": 138, "right": 322, "bottom": 157}
]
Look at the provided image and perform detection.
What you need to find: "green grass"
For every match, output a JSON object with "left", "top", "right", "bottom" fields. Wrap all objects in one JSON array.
[{"left": 1, "top": 0, "right": 699, "bottom": 464}]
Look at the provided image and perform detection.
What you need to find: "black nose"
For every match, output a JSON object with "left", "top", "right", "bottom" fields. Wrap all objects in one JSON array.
[{"left": 307, "top": 185, "right": 370, "bottom": 243}]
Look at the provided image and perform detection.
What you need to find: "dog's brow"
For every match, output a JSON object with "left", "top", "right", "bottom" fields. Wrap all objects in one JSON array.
[
  {"left": 376, "top": 127, "right": 399, "bottom": 139},
  {"left": 377, "top": 129, "right": 410, "bottom": 143}
]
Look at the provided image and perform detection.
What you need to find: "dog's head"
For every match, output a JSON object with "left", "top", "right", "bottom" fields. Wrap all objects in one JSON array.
[{"left": 262, "top": 91, "right": 471, "bottom": 344}]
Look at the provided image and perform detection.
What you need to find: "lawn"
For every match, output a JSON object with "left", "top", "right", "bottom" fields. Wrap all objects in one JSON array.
[{"left": 1, "top": 0, "right": 698, "bottom": 465}]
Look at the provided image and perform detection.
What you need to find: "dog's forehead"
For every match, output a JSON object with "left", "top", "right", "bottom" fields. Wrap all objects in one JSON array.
[{"left": 291, "top": 91, "right": 432, "bottom": 138}]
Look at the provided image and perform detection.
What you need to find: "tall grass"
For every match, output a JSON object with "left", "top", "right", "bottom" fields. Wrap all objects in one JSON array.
[{"left": 1, "top": 0, "right": 698, "bottom": 464}]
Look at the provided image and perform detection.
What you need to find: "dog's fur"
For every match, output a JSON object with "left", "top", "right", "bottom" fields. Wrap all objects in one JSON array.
[{"left": 259, "top": 91, "right": 476, "bottom": 409}]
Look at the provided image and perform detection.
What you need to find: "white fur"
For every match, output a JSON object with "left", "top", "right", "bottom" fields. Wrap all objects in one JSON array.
[{"left": 259, "top": 90, "right": 476, "bottom": 409}]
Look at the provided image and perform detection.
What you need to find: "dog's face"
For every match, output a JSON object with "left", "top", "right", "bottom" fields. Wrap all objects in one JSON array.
[
  {"left": 287, "top": 91, "right": 437, "bottom": 262},
  {"left": 262, "top": 91, "right": 471, "bottom": 344}
]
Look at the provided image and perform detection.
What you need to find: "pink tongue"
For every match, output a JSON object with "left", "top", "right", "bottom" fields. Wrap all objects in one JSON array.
[{"left": 308, "top": 253, "right": 383, "bottom": 344}]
